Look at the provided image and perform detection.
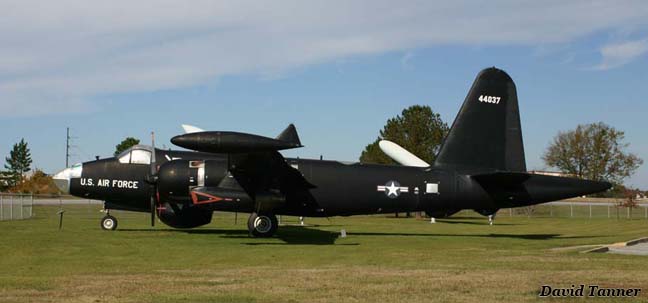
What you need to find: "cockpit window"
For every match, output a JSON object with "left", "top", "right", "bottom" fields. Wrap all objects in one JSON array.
[
  {"left": 118, "top": 152, "right": 131, "bottom": 164},
  {"left": 116, "top": 145, "right": 154, "bottom": 165},
  {"left": 130, "top": 149, "right": 152, "bottom": 165}
]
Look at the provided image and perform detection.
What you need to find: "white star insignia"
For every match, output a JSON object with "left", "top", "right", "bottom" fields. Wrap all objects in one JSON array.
[{"left": 386, "top": 181, "right": 400, "bottom": 197}]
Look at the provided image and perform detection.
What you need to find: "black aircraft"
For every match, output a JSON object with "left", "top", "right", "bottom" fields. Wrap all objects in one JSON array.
[{"left": 53, "top": 68, "right": 611, "bottom": 237}]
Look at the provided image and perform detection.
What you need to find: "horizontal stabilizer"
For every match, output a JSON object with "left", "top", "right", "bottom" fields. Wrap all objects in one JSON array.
[
  {"left": 472, "top": 171, "right": 611, "bottom": 206},
  {"left": 471, "top": 171, "right": 531, "bottom": 186},
  {"left": 378, "top": 140, "right": 429, "bottom": 167}
]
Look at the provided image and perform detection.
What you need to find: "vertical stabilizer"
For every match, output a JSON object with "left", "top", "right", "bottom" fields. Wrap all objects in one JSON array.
[
  {"left": 276, "top": 124, "right": 302, "bottom": 147},
  {"left": 434, "top": 68, "right": 526, "bottom": 172}
]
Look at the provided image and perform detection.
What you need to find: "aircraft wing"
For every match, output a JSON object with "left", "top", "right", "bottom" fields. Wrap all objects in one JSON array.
[
  {"left": 229, "top": 151, "right": 315, "bottom": 196},
  {"left": 171, "top": 124, "right": 317, "bottom": 212}
]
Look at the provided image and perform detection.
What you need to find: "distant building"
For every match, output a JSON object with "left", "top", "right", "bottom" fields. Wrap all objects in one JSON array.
[{"left": 0, "top": 172, "right": 11, "bottom": 189}]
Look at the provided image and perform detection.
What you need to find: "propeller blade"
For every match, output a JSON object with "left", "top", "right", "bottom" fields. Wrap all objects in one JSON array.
[
  {"left": 150, "top": 196, "right": 156, "bottom": 227},
  {"left": 150, "top": 131, "right": 157, "bottom": 176},
  {"left": 150, "top": 131, "right": 157, "bottom": 227}
]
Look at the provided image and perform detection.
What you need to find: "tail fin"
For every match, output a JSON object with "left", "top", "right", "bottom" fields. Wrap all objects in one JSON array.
[
  {"left": 276, "top": 124, "right": 302, "bottom": 147},
  {"left": 434, "top": 67, "right": 526, "bottom": 172}
]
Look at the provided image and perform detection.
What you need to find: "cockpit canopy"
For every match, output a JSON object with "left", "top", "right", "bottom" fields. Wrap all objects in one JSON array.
[{"left": 116, "top": 145, "right": 153, "bottom": 165}]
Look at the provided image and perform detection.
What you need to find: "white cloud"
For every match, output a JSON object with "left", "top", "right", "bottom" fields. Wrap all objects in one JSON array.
[
  {"left": 1, "top": 0, "right": 648, "bottom": 117},
  {"left": 594, "top": 38, "right": 648, "bottom": 70}
]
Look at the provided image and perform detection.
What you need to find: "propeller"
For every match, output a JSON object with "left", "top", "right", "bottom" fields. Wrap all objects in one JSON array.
[{"left": 149, "top": 131, "right": 158, "bottom": 227}]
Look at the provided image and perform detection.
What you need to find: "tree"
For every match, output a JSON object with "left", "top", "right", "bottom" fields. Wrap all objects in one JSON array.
[
  {"left": 360, "top": 105, "right": 449, "bottom": 218},
  {"left": 114, "top": 137, "right": 140, "bottom": 156},
  {"left": 4, "top": 138, "right": 32, "bottom": 188},
  {"left": 360, "top": 105, "right": 449, "bottom": 165},
  {"left": 619, "top": 189, "right": 639, "bottom": 219},
  {"left": 10, "top": 169, "right": 61, "bottom": 195},
  {"left": 542, "top": 122, "right": 643, "bottom": 185}
]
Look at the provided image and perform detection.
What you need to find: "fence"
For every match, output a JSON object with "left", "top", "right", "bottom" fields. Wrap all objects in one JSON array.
[
  {"left": 500, "top": 201, "right": 648, "bottom": 219},
  {"left": 0, "top": 193, "right": 34, "bottom": 221}
]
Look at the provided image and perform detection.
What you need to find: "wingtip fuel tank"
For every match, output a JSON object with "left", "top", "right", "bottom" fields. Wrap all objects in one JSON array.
[{"left": 171, "top": 124, "right": 303, "bottom": 153}]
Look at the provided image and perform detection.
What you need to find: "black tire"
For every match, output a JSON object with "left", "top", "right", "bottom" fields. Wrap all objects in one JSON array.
[
  {"left": 100, "top": 215, "right": 118, "bottom": 231},
  {"left": 247, "top": 212, "right": 278, "bottom": 238}
]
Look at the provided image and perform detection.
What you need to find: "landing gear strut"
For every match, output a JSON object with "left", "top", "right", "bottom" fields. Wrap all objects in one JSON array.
[
  {"left": 247, "top": 212, "right": 278, "bottom": 238},
  {"left": 100, "top": 214, "right": 118, "bottom": 230}
]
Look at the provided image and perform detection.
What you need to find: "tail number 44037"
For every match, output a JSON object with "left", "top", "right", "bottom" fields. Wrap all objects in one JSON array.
[{"left": 478, "top": 95, "right": 501, "bottom": 104}]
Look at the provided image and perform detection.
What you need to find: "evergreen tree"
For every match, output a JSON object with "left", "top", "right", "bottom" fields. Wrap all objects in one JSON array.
[
  {"left": 4, "top": 138, "right": 32, "bottom": 187},
  {"left": 360, "top": 105, "right": 449, "bottom": 165}
]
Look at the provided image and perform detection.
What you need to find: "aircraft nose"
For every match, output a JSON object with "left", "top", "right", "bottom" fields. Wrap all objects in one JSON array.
[{"left": 52, "top": 164, "right": 83, "bottom": 194}]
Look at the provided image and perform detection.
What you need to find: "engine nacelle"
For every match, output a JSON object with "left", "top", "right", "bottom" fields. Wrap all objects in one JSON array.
[
  {"left": 157, "top": 159, "right": 228, "bottom": 203},
  {"left": 157, "top": 202, "right": 213, "bottom": 228}
]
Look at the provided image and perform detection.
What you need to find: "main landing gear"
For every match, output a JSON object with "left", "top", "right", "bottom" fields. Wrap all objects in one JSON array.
[
  {"left": 247, "top": 212, "right": 278, "bottom": 238},
  {"left": 100, "top": 210, "right": 118, "bottom": 231}
]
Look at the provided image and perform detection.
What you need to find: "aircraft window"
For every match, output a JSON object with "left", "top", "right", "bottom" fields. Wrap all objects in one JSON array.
[
  {"left": 118, "top": 152, "right": 131, "bottom": 164},
  {"left": 426, "top": 183, "right": 439, "bottom": 194},
  {"left": 130, "top": 149, "right": 151, "bottom": 165}
]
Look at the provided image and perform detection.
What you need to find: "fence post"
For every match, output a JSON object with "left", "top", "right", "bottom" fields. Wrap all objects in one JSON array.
[
  {"left": 627, "top": 207, "right": 630, "bottom": 219},
  {"left": 570, "top": 204, "right": 573, "bottom": 218},
  {"left": 509, "top": 208, "right": 512, "bottom": 217},
  {"left": 608, "top": 205, "right": 610, "bottom": 218},
  {"left": 550, "top": 204, "right": 553, "bottom": 217},
  {"left": 589, "top": 204, "right": 592, "bottom": 219},
  {"left": 20, "top": 194, "right": 24, "bottom": 220},
  {"left": 10, "top": 195, "right": 13, "bottom": 220},
  {"left": 30, "top": 194, "right": 34, "bottom": 218}
]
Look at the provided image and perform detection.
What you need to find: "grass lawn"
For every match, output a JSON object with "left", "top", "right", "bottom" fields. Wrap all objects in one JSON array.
[{"left": 1, "top": 205, "right": 647, "bottom": 303}]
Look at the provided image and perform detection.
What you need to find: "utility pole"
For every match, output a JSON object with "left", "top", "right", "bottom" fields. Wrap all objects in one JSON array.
[
  {"left": 65, "top": 128, "right": 76, "bottom": 168},
  {"left": 66, "top": 127, "right": 71, "bottom": 168}
]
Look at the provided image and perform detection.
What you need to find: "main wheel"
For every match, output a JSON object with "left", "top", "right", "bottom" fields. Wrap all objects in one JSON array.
[
  {"left": 100, "top": 215, "right": 118, "bottom": 231},
  {"left": 247, "top": 212, "right": 278, "bottom": 238}
]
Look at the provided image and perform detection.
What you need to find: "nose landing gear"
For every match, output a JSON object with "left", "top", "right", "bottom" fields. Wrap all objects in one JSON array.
[
  {"left": 100, "top": 214, "right": 118, "bottom": 230},
  {"left": 100, "top": 209, "right": 118, "bottom": 231}
]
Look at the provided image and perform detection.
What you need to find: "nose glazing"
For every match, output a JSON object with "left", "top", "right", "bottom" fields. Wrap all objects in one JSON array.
[{"left": 52, "top": 164, "right": 83, "bottom": 194}]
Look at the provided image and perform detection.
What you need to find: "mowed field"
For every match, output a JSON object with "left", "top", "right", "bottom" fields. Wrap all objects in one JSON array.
[{"left": 1, "top": 205, "right": 648, "bottom": 303}]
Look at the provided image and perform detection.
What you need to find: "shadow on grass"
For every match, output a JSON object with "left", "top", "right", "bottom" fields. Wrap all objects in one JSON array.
[
  {"left": 119, "top": 225, "right": 597, "bottom": 245},
  {"left": 349, "top": 232, "right": 599, "bottom": 240},
  {"left": 119, "top": 226, "right": 347, "bottom": 245},
  {"left": 235, "top": 226, "right": 348, "bottom": 245},
  {"left": 435, "top": 219, "right": 520, "bottom": 226}
]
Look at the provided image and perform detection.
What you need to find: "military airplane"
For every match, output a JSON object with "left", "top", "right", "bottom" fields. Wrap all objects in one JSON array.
[{"left": 53, "top": 68, "right": 611, "bottom": 237}]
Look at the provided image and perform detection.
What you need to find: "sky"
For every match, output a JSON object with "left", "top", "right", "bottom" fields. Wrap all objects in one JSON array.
[{"left": 1, "top": 1, "right": 648, "bottom": 187}]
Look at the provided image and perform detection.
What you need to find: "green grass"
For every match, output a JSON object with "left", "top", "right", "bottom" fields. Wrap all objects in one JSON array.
[{"left": 1, "top": 205, "right": 647, "bottom": 302}]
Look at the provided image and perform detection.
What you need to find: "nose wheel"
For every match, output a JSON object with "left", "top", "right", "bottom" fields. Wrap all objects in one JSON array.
[
  {"left": 247, "top": 212, "right": 278, "bottom": 238},
  {"left": 100, "top": 214, "right": 118, "bottom": 230}
]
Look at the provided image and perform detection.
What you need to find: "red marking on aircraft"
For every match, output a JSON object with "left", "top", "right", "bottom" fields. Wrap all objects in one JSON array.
[{"left": 190, "top": 191, "right": 225, "bottom": 205}]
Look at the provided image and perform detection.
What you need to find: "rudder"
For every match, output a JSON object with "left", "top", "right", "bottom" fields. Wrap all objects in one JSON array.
[{"left": 434, "top": 67, "right": 526, "bottom": 172}]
